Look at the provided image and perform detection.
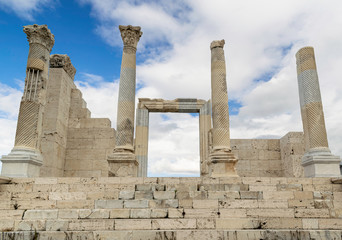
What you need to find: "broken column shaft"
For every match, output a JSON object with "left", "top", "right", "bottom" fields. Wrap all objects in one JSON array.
[
  {"left": 208, "top": 40, "right": 238, "bottom": 177},
  {"left": 1, "top": 24, "right": 54, "bottom": 177},
  {"left": 296, "top": 46, "right": 340, "bottom": 177}
]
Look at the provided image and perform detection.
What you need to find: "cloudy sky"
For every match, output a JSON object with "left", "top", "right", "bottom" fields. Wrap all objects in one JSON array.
[{"left": 0, "top": 0, "right": 342, "bottom": 176}]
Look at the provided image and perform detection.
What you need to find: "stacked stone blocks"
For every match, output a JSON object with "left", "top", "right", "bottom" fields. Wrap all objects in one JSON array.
[{"left": 1, "top": 177, "right": 342, "bottom": 239}]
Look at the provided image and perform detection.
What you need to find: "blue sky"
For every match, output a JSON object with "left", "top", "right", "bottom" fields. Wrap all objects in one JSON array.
[{"left": 1, "top": 0, "right": 342, "bottom": 176}]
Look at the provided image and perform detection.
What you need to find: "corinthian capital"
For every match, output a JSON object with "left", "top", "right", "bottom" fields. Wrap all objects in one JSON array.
[
  {"left": 23, "top": 24, "right": 55, "bottom": 52},
  {"left": 210, "top": 39, "right": 225, "bottom": 50},
  {"left": 50, "top": 54, "right": 77, "bottom": 80},
  {"left": 119, "top": 25, "right": 142, "bottom": 52}
]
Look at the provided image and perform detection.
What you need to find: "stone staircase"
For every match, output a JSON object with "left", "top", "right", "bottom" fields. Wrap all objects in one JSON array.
[{"left": 0, "top": 177, "right": 342, "bottom": 239}]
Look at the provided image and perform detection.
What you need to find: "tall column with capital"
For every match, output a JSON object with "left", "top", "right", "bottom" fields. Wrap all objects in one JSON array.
[
  {"left": 107, "top": 25, "right": 142, "bottom": 177},
  {"left": 1, "top": 24, "right": 54, "bottom": 177},
  {"left": 296, "top": 47, "right": 340, "bottom": 177},
  {"left": 208, "top": 40, "right": 238, "bottom": 177}
]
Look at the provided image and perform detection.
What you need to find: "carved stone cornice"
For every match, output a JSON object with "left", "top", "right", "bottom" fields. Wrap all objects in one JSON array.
[
  {"left": 23, "top": 24, "right": 55, "bottom": 52},
  {"left": 50, "top": 54, "right": 76, "bottom": 80},
  {"left": 119, "top": 25, "right": 142, "bottom": 53},
  {"left": 210, "top": 39, "right": 225, "bottom": 50}
]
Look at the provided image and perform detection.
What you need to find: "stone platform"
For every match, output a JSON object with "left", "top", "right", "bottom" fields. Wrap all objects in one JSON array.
[{"left": 0, "top": 177, "right": 342, "bottom": 239}]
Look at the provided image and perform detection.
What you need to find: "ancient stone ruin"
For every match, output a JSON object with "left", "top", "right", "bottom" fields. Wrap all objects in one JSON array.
[{"left": 0, "top": 24, "right": 341, "bottom": 239}]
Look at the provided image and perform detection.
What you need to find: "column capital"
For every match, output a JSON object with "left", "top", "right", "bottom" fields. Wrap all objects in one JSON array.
[
  {"left": 23, "top": 24, "right": 55, "bottom": 52},
  {"left": 119, "top": 25, "right": 142, "bottom": 52},
  {"left": 50, "top": 54, "right": 76, "bottom": 80},
  {"left": 210, "top": 39, "right": 225, "bottom": 50}
]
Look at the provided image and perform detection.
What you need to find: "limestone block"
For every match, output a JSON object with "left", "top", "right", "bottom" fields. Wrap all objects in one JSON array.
[
  {"left": 207, "top": 191, "right": 240, "bottom": 200},
  {"left": 124, "top": 200, "right": 149, "bottom": 208},
  {"left": 216, "top": 218, "right": 260, "bottom": 229},
  {"left": 192, "top": 200, "right": 218, "bottom": 209},
  {"left": 149, "top": 199, "right": 179, "bottom": 208},
  {"left": 57, "top": 200, "right": 94, "bottom": 209},
  {"left": 219, "top": 209, "right": 247, "bottom": 218},
  {"left": 23, "top": 209, "right": 58, "bottom": 219},
  {"left": 68, "top": 219, "right": 114, "bottom": 231},
  {"left": 0, "top": 220, "right": 14, "bottom": 231},
  {"left": 294, "top": 209, "right": 330, "bottom": 218},
  {"left": 119, "top": 190, "right": 135, "bottom": 200},
  {"left": 288, "top": 199, "right": 314, "bottom": 208},
  {"left": 260, "top": 218, "right": 302, "bottom": 229},
  {"left": 130, "top": 209, "right": 151, "bottom": 219},
  {"left": 319, "top": 219, "right": 342, "bottom": 230},
  {"left": 302, "top": 218, "right": 319, "bottom": 229},
  {"left": 258, "top": 200, "right": 288, "bottom": 209},
  {"left": 277, "top": 184, "right": 303, "bottom": 191},
  {"left": 151, "top": 219, "right": 196, "bottom": 230},
  {"left": 263, "top": 191, "right": 294, "bottom": 200},
  {"left": 15, "top": 200, "right": 57, "bottom": 209},
  {"left": 179, "top": 199, "right": 193, "bottom": 208},
  {"left": 314, "top": 200, "right": 333, "bottom": 209},
  {"left": 153, "top": 191, "right": 176, "bottom": 200},
  {"left": 49, "top": 192, "right": 87, "bottom": 200},
  {"left": 183, "top": 209, "right": 219, "bottom": 218},
  {"left": 294, "top": 191, "right": 313, "bottom": 199},
  {"left": 45, "top": 220, "right": 69, "bottom": 231},
  {"left": 79, "top": 209, "right": 110, "bottom": 219},
  {"left": 0, "top": 210, "right": 25, "bottom": 219},
  {"left": 219, "top": 200, "right": 258, "bottom": 209},
  {"left": 249, "top": 184, "right": 277, "bottom": 191},
  {"left": 224, "top": 184, "right": 249, "bottom": 191},
  {"left": 95, "top": 200, "right": 123, "bottom": 209},
  {"left": 314, "top": 191, "right": 333, "bottom": 200},
  {"left": 240, "top": 191, "right": 263, "bottom": 200},
  {"left": 94, "top": 231, "right": 132, "bottom": 240},
  {"left": 151, "top": 209, "right": 168, "bottom": 218},
  {"left": 168, "top": 208, "right": 184, "bottom": 218},
  {"left": 115, "top": 219, "right": 151, "bottom": 230},
  {"left": 110, "top": 209, "right": 130, "bottom": 219},
  {"left": 198, "top": 219, "right": 216, "bottom": 229},
  {"left": 247, "top": 209, "right": 294, "bottom": 218},
  {"left": 132, "top": 231, "right": 176, "bottom": 240},
  {"left": 135, "top": 191, "right": 153, "bottom": 199},
  {"left": 177, "top": 230, "right": 222, "bottom": 239},
  {"left": 58, "top": 209, "right": 79, "bottom": 219},
  {"left": 16, "top": 220, "right": 46, "bottom": 231}
]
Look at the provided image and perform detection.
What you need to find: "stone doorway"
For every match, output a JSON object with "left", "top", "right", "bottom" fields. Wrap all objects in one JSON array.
[{"left": 135, "top": 98, "right": 211, "bottom": 177}]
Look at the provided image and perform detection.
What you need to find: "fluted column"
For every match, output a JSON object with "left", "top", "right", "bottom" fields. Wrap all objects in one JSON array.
[
  {"left": 296, "top": 46, "right": 340, "bottom": 177},
  {"left": 107, "top": 25, "right": 142, "bottom": 177},
  {"left": 208, "top": 40, "right": 238, "bottom": 177},
  {"left": 1, "top": 24, "right": 54, "bottom": 177}
]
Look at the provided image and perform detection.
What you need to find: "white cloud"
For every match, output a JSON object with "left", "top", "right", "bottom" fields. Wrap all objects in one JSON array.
[{"left": 0, "top": 0, "right": 54, "bottom": 21}]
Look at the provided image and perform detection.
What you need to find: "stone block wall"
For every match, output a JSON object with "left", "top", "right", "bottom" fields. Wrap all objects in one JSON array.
[
  {"left": 40, "top": 68, "right": 76, "bottom": 177},
  {"left": 0, "top": 177, "right": 341, "bottom": 239},
  {"left": 39, "top": 67, "right": 115, "bottom": 178},
  {"left": 280, "top": 132, "right": 305, "bottom": 177},
  {"left": 232, "top": 139, "right": 283, "bottom": 177}
]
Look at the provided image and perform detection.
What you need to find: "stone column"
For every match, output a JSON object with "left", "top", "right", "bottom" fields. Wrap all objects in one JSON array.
[
  {"left": 107, "top": 25, "right": 142, "bottom": 177},
  {"left": 208, "top": 40, "right": 238, "bottom": 177},
  {"left": 1, "top": 24, "right": 54, "bottom": 177},
  {"left": 296, "top": 47, "right": 340, "bottom": 177},
  {"left": 135, "top": 105, "right": 149, "bottom": 177},
  {"left": 199, "top": 100, "right": 212, "bottom": 176}
]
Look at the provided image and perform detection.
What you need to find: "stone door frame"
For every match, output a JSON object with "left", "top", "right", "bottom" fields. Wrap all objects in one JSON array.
[{"left": 135, "top": 98, "right": 212, "bottom": 177}]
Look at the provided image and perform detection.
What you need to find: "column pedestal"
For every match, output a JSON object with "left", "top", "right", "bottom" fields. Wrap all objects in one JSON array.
[
  {"left": 107, "top": 151, "right": 138, "bottom": 177},
  {"left": 1, "top": 148, "right": 43, "bottom": 177},
  {"left": 208, "top": 151, "right": 238, "bottom": 177}
]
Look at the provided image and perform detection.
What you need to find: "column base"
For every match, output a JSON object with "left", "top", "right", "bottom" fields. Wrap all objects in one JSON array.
[
  {"left": 1, "top": 147, "right": 43, "bottom": 177},
  {"left": 302, "top": 151, "right": 341, "bottom": 177},
  {"left": 208, "top": 150, "right": 238, "bottom": 177},
  {"left": 107, "top": 150, "right": 138, "bottom": 177}
]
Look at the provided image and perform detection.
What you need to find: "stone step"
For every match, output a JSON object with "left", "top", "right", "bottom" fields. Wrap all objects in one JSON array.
[{"left": 1, "top": 230, "right": 342, "bottom": 240}]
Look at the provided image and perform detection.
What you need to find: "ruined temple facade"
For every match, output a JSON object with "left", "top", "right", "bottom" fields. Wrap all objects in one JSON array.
[{"left": 0, "top": 24, "right": 340, "bottom": 179}]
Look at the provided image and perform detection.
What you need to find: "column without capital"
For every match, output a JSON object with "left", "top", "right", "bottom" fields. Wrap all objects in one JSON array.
[
  {"left": 107, "top": 25, "right": 142, "bottom": 177},
  {"left": 208, "top": 40, "right": 238, "bottom": 177},
  {"left": 1, "top": 24, "right": 54, "bottom": 177},
  {"left": 296, "top": 46, "right": 340, "bottom": 177}
]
